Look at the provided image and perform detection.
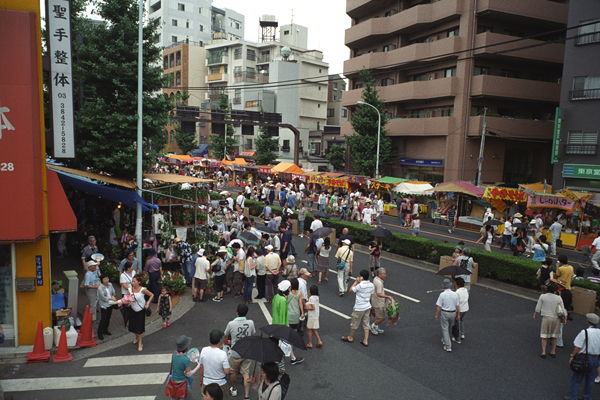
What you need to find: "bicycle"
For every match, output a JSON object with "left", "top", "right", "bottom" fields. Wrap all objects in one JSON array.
[{"left": 577, "top": 245, "right": 595, "bottom": 269}]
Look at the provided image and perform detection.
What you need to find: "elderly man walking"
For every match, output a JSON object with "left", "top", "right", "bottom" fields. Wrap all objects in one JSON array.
[
  {"left": 435, "top": 278, "right": 460, "bottom": 352},
  {"left": 565, "top": 313, "right": 600, "bottom": 400},
  {"left": 370, "top": 268, "right": 394, "bottom": 335}
]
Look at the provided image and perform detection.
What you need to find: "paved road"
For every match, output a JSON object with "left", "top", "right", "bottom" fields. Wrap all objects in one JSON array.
[{"left": 0, "top": 235, "right": 589, "bottom": 400}]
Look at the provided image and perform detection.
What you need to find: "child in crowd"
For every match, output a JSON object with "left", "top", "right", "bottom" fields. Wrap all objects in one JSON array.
[
  {"left": 452, "top": 245, "right": 462, "bottom": 261},
  {"left": 305, "top": 285, "right": 322, "bottom": 349},
  {"left": 409, "top": 215, "right": 421, "bottom": 236},
  {"left": 156, "top": 286, "right": 172, "bottom": 328}
]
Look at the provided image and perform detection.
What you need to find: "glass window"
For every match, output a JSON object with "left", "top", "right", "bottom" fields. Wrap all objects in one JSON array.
[
  {"left": 578, "top": 19, "right": 600, "bottom": 45},
  {"left": 199, "top": 25, "right": 203, "bottom": 31},
  {"left": 572, "top": 75, "right": 600, "bottom": 99},
  {"left": 234, "top": 48, "right": 242, "bottom": 60},
  {"left": 441, "top": 106, "right": 454, "bottom": 117},
  {"left": 247, "top": 49, "right": 256, "bottom": 61},
  {"left": 163, "top": 56, "right": 168, "bottom": 69},
  {"left": 171, "top": 36, "right": 177, "bottom": 43},
  {"left": 176, "top": 51, "right": 181, "bottom": 66},
  {"left": 445, "top": 67, "right": 457, "bottom": 78},
  {"left": 411, "top": 109, "right": 424, "bottom": 118},
  {"left": 566, "top": 131, "right": 598, "bottom": 154},
  {"left": 447, "top": 27, "right": 459, "bottom": 37},
  {"left": 474, "top": 66, "right": 490, "bottom": 76},
  {"left": 342, "top": 109, "right": 348, "bottom": 118},
  {"left": 178, "top": 3, "right": 184, "bottom": 11},
  {"left": 176, "top": 71, "right": 181, "bottom": 85},
  {"left": 172, "top": 19, "right": 177, "bottom": 26},
  {"left": 327, "top": 109, "right": 334, "bottom": 117}
]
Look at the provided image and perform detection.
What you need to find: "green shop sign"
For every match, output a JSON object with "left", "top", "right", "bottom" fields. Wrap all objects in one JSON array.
[
  {"left": 551, "top": 107, "right": 563, "bottom": 164},
  {"left": 563, "top": 164, "right": 600, "bottom": 180}
]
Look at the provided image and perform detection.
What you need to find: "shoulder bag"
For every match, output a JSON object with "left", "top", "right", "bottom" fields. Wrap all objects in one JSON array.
[
  {"left": 336, "top": 248, "right": 350, "bottom": 270},
  {"left": 570, "top": 329, "right": 592, "bottom": 373},
  {"left": 556, "top": 296, "right": 566, "bottom": 319},
  {"left": 164, "top": 353, "right": 188, "bottom": 398},
  {"left": 238, "top": 255, "right": 246, "bottom": 272}
]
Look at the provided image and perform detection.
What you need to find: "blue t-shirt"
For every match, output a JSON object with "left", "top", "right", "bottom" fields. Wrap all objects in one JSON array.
[
  {"left": 263, "top": 206, "right": 272, "bottom": 218},
  {"left": 287, "top": 194, "right": 296, "bottom": 208},
  {"left": 171, "top": 353, "right": 191, "bottom": 382}
]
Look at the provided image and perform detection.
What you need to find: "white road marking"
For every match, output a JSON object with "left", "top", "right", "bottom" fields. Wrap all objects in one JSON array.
[
  {"left": 85, "top": 397, "right": 156, "bottom": 400},
  {"left": 320, "top": 304, "right": 351, "bottom": 319},
  {"left": 84, "top": 353, "right": 172, "bottom": 368},
  {"left": 301, "top": 260, "right": 307, "bottom": 263},
  {"left": 0, "top": 373, "right": 169, "bottom": 392},
  {"left": 257, "top": 299, "right": 273, "bottom": 324},
  {"left": 327, "top": 269, "right": 421, "bottom": 303}
]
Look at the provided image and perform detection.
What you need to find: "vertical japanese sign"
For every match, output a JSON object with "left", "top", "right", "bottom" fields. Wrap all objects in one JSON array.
[
  {"left": 35, "top": 256, "right": 43, "bottom": 286},
  {"left": 47, "top": 0, "right": 75, "bottom": 158},
  {"left": 551, "top": 107, "right": 562, "bottom": 164}
]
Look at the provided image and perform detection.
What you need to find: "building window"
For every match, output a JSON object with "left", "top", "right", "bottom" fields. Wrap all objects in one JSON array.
[
  {"left": 199, "top": 25, "right": 203, "bottom": 31},
  {"left": 172, "top": 19, "right": 177, "bottom": 26},
  {"left": 155, "top": 34, "right": 161, "bottom": 44},
  {"left": 247, "top": 49, "right": 256, "bottom": 61},
  {"left": 411, "top": 109, "right": 424, "bottom": 118},
  {"left": 318, "top": 104, "right": 321, "bottom": 108},
  {"left": 199, "top": 7, "right": 202, "bottom": 14},
  {"left": 382, "top": 44, "right": 396, "bottom": 52},
  {"left": 414, "top": 73, "right": 428, "bottom": 81},
  {"left": 186, "top": 21, "right": 189, "bottom": 28},
  {"left": 246, "top": 100, "right": 259, "bottom": 108},
  {"left": 284, "top": 30, "right": 290, "bottom": 35},
  {"left": 178, "top": 3, "right": 184, "bottom": 11},
  {"left": 342, "top": 109, "right": 348, "bottom": 118},
  {"left": 318, "top": 86, "right": 321, "bottom": 91},
  {"left": 500, "top": 69, "right": 520, "bottom": 79},
  {"left": 234, "top": 48, "right": 242, "bottom": 60},
  {"left": 474, "top": 66, "right": 490, "bottom": 76},
  {"left": 246, "top": 139, "right": 253, "bottom": 150},
  {"left": 176, "top": 51, "right": 181, "bottom": 66},
  {"left": 477, "top": 25, "right": 493, "bottom": 34},
  {"left": 282, "top": 140, "right": 290, "bottom": 151},
  {"left": 444, "top": 67, "right": 456, "bottom": 78},
  {"left": 380, "top": 78, "right": 394, "bottom": 86},
  {"left": 333, "top": 83, "right": 338, "bottom": 89},
  {"left": 333, "top": 95, "right": 337, "bottom": 101},
  {"left": 447, "top": 27, "right": 459, "bottom": 37},
  {"left": 578, "top": 19, "right": 600, "bottom": 45},
  {"left": 172, "top": 35, "right": 178, "bottom": 43},
  {"left": 441, "top": 106, "right": 454, "bottom": 117},
  {"left": 176, "top": 71, "right": 181, "bottom": 85},
  {"left": 571, "top": 75, "right": 600, "bottom": 100},
  {"left": 170, "top": 131, "right": 175, "bottom": 143},
  {"left": 169, "top": 53, "right": 174, "bottom": 67},
  {"left": 327, "top": 109, "right": 334, "bottom": 117},
  {"left": 163, "top": 56, "right": 168, "bottom": 69},
  {"left": 566, "top": 131, "right": 598, "bottom": 155}
]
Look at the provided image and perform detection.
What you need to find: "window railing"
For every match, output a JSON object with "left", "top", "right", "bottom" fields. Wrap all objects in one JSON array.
[
  {"left": 257, "top": 55, "right": 270, "bottom": 63},
  {"left": 576, "top": 33, "right": 600, "bottom": 45},
  {"left": 565, "top": 144, "right": 597, "bottom": 155},
  {"left": 570, "top": 89, "right": 600, "bottom": 100},
  {"left": 207, "top": 54, "right": 226, "bottom": 65}
]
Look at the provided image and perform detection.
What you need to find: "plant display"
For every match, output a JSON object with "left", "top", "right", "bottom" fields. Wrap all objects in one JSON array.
[
  {"left": 386, "top": 300, "right": 401, "bottom": 325},
  {"left": 99, "top": 259, "right": 120, "bottom": 283}
]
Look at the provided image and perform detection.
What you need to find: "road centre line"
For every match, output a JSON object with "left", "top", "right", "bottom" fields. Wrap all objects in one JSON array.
[
  {"left": 327, "top": 269, "right": 421, "bottom": 303},
  {"left": 257, "top": 298, "right": 273, "bottom": 324},
  {"left": 83, "top": 397, "right": 156, "bottom": 400},
  {"left": 0, "top": 373, "right": 169, "bottom": 392},
  {"left": 84, "top": 353, "right": 171, "bottom": 368},
  {"left": 320, "top": 304, "right": 351, "bottom": 320}
]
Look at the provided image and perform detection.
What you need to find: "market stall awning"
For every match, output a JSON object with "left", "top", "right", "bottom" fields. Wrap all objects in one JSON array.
[
  {"left": 392, "top": 182, "right": 434, "bottom": 194},
  {"left": 428, "top": 182, "right": 484, "bottom": 198},
  {"left": 143, "top": 174, "right": 214, "bottom": 184},
  {"left": 47, "top": 165, "right": 138, "bottom": 189},
  {"left": 322, "top": 172, "right": 345, "bottom": 178},
  {"left": 221, "top": 158, "right": 248, "bottom": 166},
  {"left": 376, "top": 176, "right": 408, "bottom": 184},
  {"left": 271, "top": 162, "right": 303, "bottom": 174},
  {"left": 519, "top": 182, "right": 552, "bottom": 194},
  {"left": 55, "top": 170, "right": 158, "bottom": 211},
  {"left": 239, "top": 151, "right": 256, "bottom": 157},
  {"left": 47, "top": 169, "right": 77, "bottom": 233}
]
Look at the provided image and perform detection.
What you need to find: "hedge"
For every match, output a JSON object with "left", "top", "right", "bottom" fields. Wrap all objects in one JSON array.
[{"left": 215, "top": 193, "right": 600, "bottom": 299}]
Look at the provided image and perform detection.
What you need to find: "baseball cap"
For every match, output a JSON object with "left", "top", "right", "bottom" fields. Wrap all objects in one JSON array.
[
  {"left": 298, "top": 268, "right": 310, "bottom": 276},
  {"left": 587, "top": 313, "right": 600, "bottom": 325}
]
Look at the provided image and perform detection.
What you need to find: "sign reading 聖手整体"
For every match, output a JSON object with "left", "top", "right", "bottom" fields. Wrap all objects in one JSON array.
[{"left": 47, "top": 0, "right": 75, "bottom": 158}]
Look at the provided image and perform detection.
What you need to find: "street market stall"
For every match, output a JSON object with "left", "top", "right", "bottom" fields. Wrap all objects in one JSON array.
[{"left": 427, "top": 182, "right": 484, "bottom": 228}]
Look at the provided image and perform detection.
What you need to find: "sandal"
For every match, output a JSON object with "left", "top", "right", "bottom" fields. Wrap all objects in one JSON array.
[
  {"left": 540, "top": 354, "right": 546, "bottom": 359},
  {"left": 306, "top": 344, "right": 313, "bottom": 349},
  {"left": 341, "top": 336, "right": 353, "bottom": 343},
  {"left": 316, "top": 343, "right": 323, "bottom": 348},
  {"left": 360, "top": 341, "right": 368, "bottom": 347},
  {"left": 138, "top": 345, "right": 144, "bottom": 352}
]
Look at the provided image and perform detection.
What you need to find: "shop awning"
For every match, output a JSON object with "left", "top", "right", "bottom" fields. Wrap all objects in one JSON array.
[
  {"left": 272, "top": 162, "right": 304, "bottom": 174},
  {"left": 47, "top": 169, "right": 77, "bottom": 233},
  {"left": 221, "top": 158, "right": 248, "bottom": 166},
  {"left": 519, "top": 182, "right": 552, "bottom": 194},
  {"left": 392, "top": 182, "right": 434, "bottom": 194},
  {"left": 55, "top": 170, "right": 158, "bottom": 212},
  {"left": 429, "top": 182, "right": 484, "bottom": 198},
  {"left": 47, "top": 165, "right": 138, "bottom": 189},
  {"left": 143, "top": 174, "right": 214, "bottom": 184},
  {"left": 376, "top": 176, "right": 408, "bottom": 184},
  {"left": 322, "top": 172, "right": 345, "bottom": 178}
]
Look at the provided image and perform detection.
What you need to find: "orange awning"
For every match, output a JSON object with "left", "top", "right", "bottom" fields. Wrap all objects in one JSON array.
[
  {"left": 271, "top": 162, "right": 303, "bottom": 174},
  {"left": 47, "top": 169, "right": 77, "bottom": 233}
]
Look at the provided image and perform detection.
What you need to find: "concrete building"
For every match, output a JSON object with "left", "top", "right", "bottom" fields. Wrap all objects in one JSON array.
[
  {"left": 162, "top": 41, "right": 210, "bottom": 152},
  {"left": 342, "top": 0, "right": 568, "bottom": 183},
  {"left": 149, "top": 0, "right": 244, "bottom": 48},
  {"left": 205, "top": 20, "right": 329, "bottom": 166},
  {"left": 551, "top": 1, "right": 600, "bottom": 192}
]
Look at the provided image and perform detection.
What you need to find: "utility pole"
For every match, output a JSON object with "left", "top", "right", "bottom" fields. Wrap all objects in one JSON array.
[
  {"left": 135, "top": 0, "right": 144, "bottom": 260},
  {"left": 476, "top": 107, "right": 487, "bottom": 187}
]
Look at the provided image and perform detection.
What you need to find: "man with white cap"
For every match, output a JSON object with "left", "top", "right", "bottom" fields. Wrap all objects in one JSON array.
[
  {"left": 264, "top": 245, "right": 281, "bottom": 302},
  {"left": 193, "top": 249, "right": 211, "bottom": 302},
  {"left": 565, "top": 313, "right": 600, "bottom": 400},
  {"left": 435, "top": 278, "right": 460, "bottom": 352},
  {"left": 335, "top": 239, "right": 354, "bottom": 296},
  {"left": 84, "top": 260, "right": 101, "bottom": 322}
]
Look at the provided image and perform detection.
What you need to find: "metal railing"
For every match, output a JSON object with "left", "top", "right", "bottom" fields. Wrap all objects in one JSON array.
[
  {"left": 565, "top": 144, "right": 597, "bottom": 155},
  {"left": 570, "top": 89, "right": 600, "bottom": 100}
]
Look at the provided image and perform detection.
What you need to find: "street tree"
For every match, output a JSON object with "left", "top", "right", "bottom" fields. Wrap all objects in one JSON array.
[
  {"left": 209, "top": 93, "right": 237, "bottom": 160},
  {"left": 326, "top": 145, "right": 346, "bottom": 171},
  {"left": 346, "top": 69, "right": 393, "bottom": 177},
  {"left": 254, "top": 110, "right": 279, "bottom": 165},
  {"left": 66, "top": 0, "right": 177, "bottom": 179},
  {"left": 173, "top": 123, "right": 197, "bottom": 155}
]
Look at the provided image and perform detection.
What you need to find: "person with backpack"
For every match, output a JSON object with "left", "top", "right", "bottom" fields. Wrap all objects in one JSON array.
[
  {"left": 249, "top": 362, "right": 285, "bottom": 400},
  {"left": 210, "top": 247, "right": 227, "bottom": 302},
  {"left": 453, "top": 247, "right": 473, "bottom": 292},
  {"left": 335, "top": 239, "right": 354, "bottom": 296}
]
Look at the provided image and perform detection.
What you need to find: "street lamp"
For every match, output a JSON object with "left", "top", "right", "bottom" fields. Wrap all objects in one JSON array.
[{"left": 357, "top": 101, "right": 381, "bottom": 179}]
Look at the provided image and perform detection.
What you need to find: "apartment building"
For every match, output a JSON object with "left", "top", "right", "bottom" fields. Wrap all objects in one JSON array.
[
  {"left": 149, "top": 0, "right": 244, "bottom": 48},
  {"left": 342, "top": 0, "right": 568, "bottom": 183},
  {"left": 205, "top": 22, "right": 329, "bottom": 165},
  {"left": 551, "top": 0, "right": 600, "bottom": 192},
  {"left": 162, "top": 41, "right": 210, "bottom": 152}
]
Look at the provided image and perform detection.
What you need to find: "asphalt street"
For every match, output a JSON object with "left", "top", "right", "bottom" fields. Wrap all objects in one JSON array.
[{"left": 0, "top": 234, "right": 591, "bottom": 400}]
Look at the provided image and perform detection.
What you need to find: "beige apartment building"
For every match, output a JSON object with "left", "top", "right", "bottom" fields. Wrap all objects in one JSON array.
[{"left": 342, "top": 0, "right": 568, "bottom": 183}]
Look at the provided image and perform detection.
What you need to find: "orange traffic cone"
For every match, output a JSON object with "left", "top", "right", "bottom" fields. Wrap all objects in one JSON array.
[
  {"left": 76, "top": 306, "right": 97, "bottom": 347},
  {"left": 26, "top": 321, "right": 50, "bottom": 364},
  {"left": 52, "top": 325, "right": 73, "bottom": 362}
]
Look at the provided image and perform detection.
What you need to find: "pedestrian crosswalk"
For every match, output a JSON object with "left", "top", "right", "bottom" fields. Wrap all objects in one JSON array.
[{"left": 0, "top": 353, "right": 173, "bottom": 399}]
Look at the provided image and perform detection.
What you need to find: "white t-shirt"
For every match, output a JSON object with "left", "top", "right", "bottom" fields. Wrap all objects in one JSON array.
[
  {"left": 227, "top": 198, "right": 234, "bottom": 210},
  {"left": 593, "top": 237, "right": 600, "bottom": 251},
  {"left": 120, "top": 271, "right": 134, "bottom": 296},
  {"left": 413, "top": 203, "right": 419, "bottom": 215},
  {"left": 351, "top": 281, "right": 375, "bottom": 311},
  {"left": 245, "top": 256, "right": 256, "bottom": 278},
  {"left": 377, "top": 200, "right": 384, "bottom": 213},
  {"left": 236, "top": 194, "right": 245, "bottom": 208},
  {"left": 298, "top": 277, "right": 308, "bottom": 300},
  {"left": 362, "top": 208, "right": 374, "bottom": 223},
  {"left": 436, "top": 289, "right": 459, "bottom": 311},
  {"left": 199, "top": 346, "right": 230, "bottom": 385},
  {"left": 503, "top": 221, "right": 513, "bottom": 235},
  {"left": 299, "top": 183, "right": 305, "bottom": 191},
  {"left": 310, "top": 219, "right": 323, "bottom": 231},
  {"left": 573, "top": 328, "right": 600, "bottom": 355},
  {"left": 194, "top": 256, "right": 210, "bottom": 280},
  {"left": 456, "top": 287, "right": 469, "bottom": 313}
]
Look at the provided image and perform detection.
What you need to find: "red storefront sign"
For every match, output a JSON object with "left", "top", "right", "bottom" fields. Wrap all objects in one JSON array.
[
  {"left": 259, "top": 167, "right": 271, "bottom": 174},
  {"left": 0, "top": 10, "right": 44, "bottom": 242},
  {"left": 291, "top": 173, "right": 307, "bottom": 182},
  {"left": 327, "top": 178, "right": 347, "bottom": 188}
]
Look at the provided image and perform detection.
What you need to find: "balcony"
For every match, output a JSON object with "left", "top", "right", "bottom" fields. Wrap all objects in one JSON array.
[
  {"left": 470, "top": 75, "right": 560, "bottom": 103},
  {"left": 207, "top": 54, "right": 228, "bottom": 66},
  {"left": 570, "top": 89, "right": 600, "bottom": 101},
  {"left": 345, "top": 0, "right": 460, "bottom": 48},
  {"left": 344, "top": 36, "right": 464, "bottom": 76},
  {"left": 234, "top": 72, "right": 269, "bottom": 84},
  {"left": 468, "top": 115, "right": 554, "bottom": 140},
  {"left": 342, "top": 77, "right": 459, "bottom": 107},
  {"left": 565, "top": 144, "right": 597, "bottom": 155},
  {"left": 257, "top": 55, "right": 271, "bottom": 64},
  {"left": 346, "top": 0, "right": 396, "bottom": 19},
  {"left": 387, "top": 116, "right": 457, "bottom": 137},
  {"left": 476, "top": 0, "right": 568, "bottom": 27},
  {"left": 206, "top": 73, "right": 226, "bottom": 82},
  {"left": 473, "top": 32, "right": 564, "bottom": 65}
]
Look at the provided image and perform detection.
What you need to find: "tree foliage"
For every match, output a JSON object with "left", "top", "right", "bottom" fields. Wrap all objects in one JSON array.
[
  {"left": 173, "top": 122, "right": 197, "bottom": 155},
  {"left": 209, "top": 93, "right": 238, "bottom": 160},
  {"left": 64, "top": 0, "right": 176, "bottom": 179},
  {"left": 346, "top": 69, "right": 393, "bottom": 177},
  {"left": 326, "top": 145, "right": 346, "bottom": 171},
  {"left": 254, "top": 110, "right": 279, "bottom": 166}
]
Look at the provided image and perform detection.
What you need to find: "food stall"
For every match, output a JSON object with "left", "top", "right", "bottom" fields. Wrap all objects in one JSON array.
[
  {"left": 428, "top": 182, "right": 484, "bottom": 228},
  {"left": 391, "top": 181, "right": 434, "bottom": 216},
  {"left": 271, "top": 162, "right": 304, "bottom": 184},
  {"left": 527, "top": 192, "right": 580, "bottom": 249}
]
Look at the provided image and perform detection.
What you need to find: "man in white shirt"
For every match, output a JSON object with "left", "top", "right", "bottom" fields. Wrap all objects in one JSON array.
[
  {"left": 500, "top": 217, "right": 514, "bottom": 251},
  {"left": 513, "top": 212, "right": 522, "bottom": 225},
  {"left": 199, "top": 329, "right": 231, "bottom": 397},
  {"left": 227, "top": 194, "right": 234, "bottom": 210},
  {"left": 567, "top": 313, "right": 600, "bottom": 400},
  {"left": 535, "top": 214, "right": 544, "bottom": 239},
  {"left": 299, "top": 182, "right": 305, "bottom": 192},
  {"left": 435, "top": 278, "right": 460, "bottom": 352},
  {"left": 236, "top": 193, "right": 245, "bottom": 210},
  {"left": 310, "top": 215, "right": 323, "bottom": 231},
  {"left": 341, "top": 270, "right": 375, "bottom": 346},
  {"left": 591, "top": 236, "right": 600, "bottom": 270},
  {"left": 231, "top": 243, "right": 245, "bottom": 299},
  {"left": 376, "top": 197, "right": 384, "bottom": 226},
  {"left": 193, "top": 249, "right": 211, "bottom": 302},
  {"left": 549, "top": 217, "right": 563, "bottom": 256},
  {"left": 362, "top": 202, "right": 375, "bottom": 226},
  {"left": 264, "top": 245, "right": 281, "bottom": 301},
  {"left": 223, "top": 304, "right": 256, "bottom": 399},
  {"left": 452, "top": 277, "right": 469, "bottom": 344}
]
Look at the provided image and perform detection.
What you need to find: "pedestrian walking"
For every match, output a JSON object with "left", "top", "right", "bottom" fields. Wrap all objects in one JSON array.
[
  {"left": 97, "top": 273, "right": 117, "bottom": 341},
  {"left": 316, "top": 237, "right": 331, "bottom": 284},
  {"left": 84, "top": 260, "right": 101, "bottom": 322},
  {"left": 287, "top": 278, "right": 304, "bottom": 337},
  {"left": 174, "top": 237, "right": 194, "bottom": 286},
  {"left": 129, "top": 274, "right": 154, "bottom": 352},
  {"left": 231, "top": 243, "right": 245, "bottom": 299},
  {"left": 500, "top": 216, "right": 514, "bottom": 250},
  {"left": 447, "top": 205, "right": 456, "bottom": 234},
  {"left": 166, "top": 335, "right": 200, "bottom": 397},
  {"left": 341, "top": 270, "right": 375, "bottom": 346},
  {"left": 335, "top": 239, "right": 353, "bottom": 296},
  {"left": 557, "top": 277, "right": 573, "bottom": 348},
  {"left": 157, "top": 286, "right": 172, "bottom": 328},
  {"left": 395, "top": 197, "right": 404, "bottom": 223},
  {"left": 255, "top": 248, "right": 267, "bottom": 299},
  {"left": 193, "top": 249, "right": 210, "bottom": 302},
  {"left": 264, "top": 245, "right": 281, "bottom": 302},
  {"left": 453, "top": 247, "right": 473, "bottom": 292},
  {"left": 223, "top": 303, "right": 256, "bottom": 399},
  {"left": 145, "top": 248, "right": 162, "bottom": 303},
  {"left": 475, "top": 226, "right": 493, "bottom": 251},
  {"left": 565, "top": 313, "right": 600, "bottom": 400},
  {"left": 408, "top": 215, "right": 421, "bottom": 236},
  {"left": 211, "top": 248, "right": 227, "bottom": 302},
  {"left": 368, "top": 237, "right": 381, "bottom": 277},
  {"left": 297, "top": 203, "right": 307, "bottom": 237},
  {"left": 362, "top": 202, "right": 375, "bottom": 226},
  {"left": 452, "top": 277, "right": 469, "bottom": 344},
  {"left": 556, "top": 255, "right": 574, "bottom": 290},
  {"left": 533, "top": 282, "right": 566, "bottom": 358},
  {"left": 435, "top": 278, "right": 460, "bottom": 352},
  {"left": 305, "top": 285, "right": 323, "bottom": 349},
  {"left": 376, "top": 197, "right": 384, "bottom": 226},
  {"left": 549, "top": 217, "right": 563, "bottom": 256},
  {"left": 199, "top": 330, "right": 231, "bottom": 399},
  {"left": 243, "top": 247, "right": 256, "bottom": 304},
  {"left": 305, "top": 229, "right": 317, "bottom": 276},
  {"left": 370, "top": 268, "right": 393, "bottom": 336},
  {"left": 340, "top": 196, "right": 348, "bottom": 221}
]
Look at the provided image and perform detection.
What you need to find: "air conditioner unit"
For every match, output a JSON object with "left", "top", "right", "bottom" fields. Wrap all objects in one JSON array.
[{"left": 428, "top": 73, "right": 436, "bottom": 80}]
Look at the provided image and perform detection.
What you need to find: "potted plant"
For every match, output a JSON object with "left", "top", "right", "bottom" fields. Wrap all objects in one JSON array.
[{"left": 206, "top": 277, "right": 215, "bottom": 294}]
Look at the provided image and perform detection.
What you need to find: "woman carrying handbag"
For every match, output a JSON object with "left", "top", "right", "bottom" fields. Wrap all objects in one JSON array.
[
  {"left": 129, "top": 274, "right": 154, "bottom": 352},
  {"left": 165, "top": 335, "right": 201, "bottom": 398}
]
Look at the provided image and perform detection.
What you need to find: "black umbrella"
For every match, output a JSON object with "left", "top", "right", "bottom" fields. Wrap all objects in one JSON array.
[
  {"left": 301, "top": 188, "right": 311, "bottom": 196},
  {"left": 370, "top": 227, "right": 393, "bottom": 238},
  {"left": 312, "top": 227, "right": 333, "bottom": 239},
  {"left": 256, "top": 225, "right": 277, "bottom": 234},
  {"left": 484, "top": 219, "right": 503, "bottom": 226},
  {"left": 231, "top": 336, "right": 284, "bottom": 363},
  {"left": 512, "top": 223, "right": 530, "bottom": 230},
  {"left": 239, "top": 231, "right": 260, "bottom": 245},
  {"left": 260, "top": 325, "right": 307, "bottom": 350},
  {"left": 437, "top": 265, "right": 472, "bottom": 276},
  {"left": 314, "top": 211, "right": 330, "bottom": 219}
]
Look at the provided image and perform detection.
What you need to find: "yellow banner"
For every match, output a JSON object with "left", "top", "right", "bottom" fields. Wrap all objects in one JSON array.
[{"left": 558, "top": 189, "right": 579, "bottom": 202}]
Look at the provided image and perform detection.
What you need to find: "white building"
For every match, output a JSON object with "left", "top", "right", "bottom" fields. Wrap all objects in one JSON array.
[
  {"left": 148, "top": 0, "right": 244, "bottom": 47},
  {"left": 205, "top": 21, "right": 329, "bottom": 167}
]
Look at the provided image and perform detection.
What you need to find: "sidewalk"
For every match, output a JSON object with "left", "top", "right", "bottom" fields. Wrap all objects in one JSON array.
[{"left": 0, "top": 253, "right": 194, "bottom": 363}]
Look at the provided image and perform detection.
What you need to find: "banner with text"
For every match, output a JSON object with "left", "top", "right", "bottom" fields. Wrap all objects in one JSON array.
[
  {"left": 483, "top": 187, "right": 527, "bottom": 202},
  {"left": 528, "top": 194, "right": 577, "bottom": 210}
]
